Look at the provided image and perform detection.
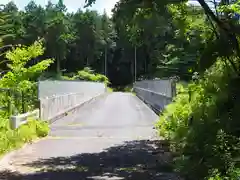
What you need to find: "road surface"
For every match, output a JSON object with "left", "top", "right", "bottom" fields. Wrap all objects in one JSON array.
[{"left": 0, "top": 92, "right": 181, "bottom": 180}]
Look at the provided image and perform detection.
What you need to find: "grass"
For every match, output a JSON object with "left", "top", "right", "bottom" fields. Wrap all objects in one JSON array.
[
  {"left": 109, "top": 84, "right": 135, "bottom": 93},
  {"left": 123, "top": 85, "right": 133, "bottom": 92},
  {"left": 107, "top": 85, "right": 137, "bottom": 96},
  {"left": 0, "top": 117, "right": 49, "bottom": 157},
  {"left": 107, "top": 87, "right": 113, "bottom": 93},
  {"left": 123, "top": 85, "right": 136, "bottom": 96}
]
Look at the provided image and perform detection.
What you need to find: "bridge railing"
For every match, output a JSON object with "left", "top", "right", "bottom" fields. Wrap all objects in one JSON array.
[
  {"left": 133, "top": 79, "right": 176, "bottom": 113},
  {"left": 8, "top": 80, "right": 107, "bottom": 129},
  {"left": 38, "top": 80, "right": 107, "bottom": 121}
]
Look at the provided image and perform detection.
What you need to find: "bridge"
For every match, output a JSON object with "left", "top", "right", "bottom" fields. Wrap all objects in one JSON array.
[
  {"left": 37, "top": 79, "right": 175, "bottom": 122},
  {"left": 1, "top": 79, "right": 180, "bottom": 180}
]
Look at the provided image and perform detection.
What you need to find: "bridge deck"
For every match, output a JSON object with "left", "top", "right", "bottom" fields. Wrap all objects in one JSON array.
[{"left": 0, "top": 92, "right": 181, "bottom": 180}]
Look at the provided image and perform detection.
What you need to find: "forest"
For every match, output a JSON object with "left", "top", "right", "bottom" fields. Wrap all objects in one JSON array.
[
  {"left": 1, "top": 0, "right": 240, "bottom": 179},
  {"left": 0, "top": 0, "right": 208, "bottom": 86}
]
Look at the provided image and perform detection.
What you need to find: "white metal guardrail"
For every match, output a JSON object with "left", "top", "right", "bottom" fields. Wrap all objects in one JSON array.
[
  {"left": 38, "top": 80, "right": 107, "bottom": 121},
  {"left": 133, "top": 79, "right": 176, "bottom": 113},
  {"left": 10, "top": 109, "right": 39, "bottom": 129},
  {"left": 38, "top": 80, "right": 106, "bottom": 98},
  {"left": 39, "top": 92, "right": 105, "bottom": 121},
  {"left": 9, "top": 80, "right": 107, "bottom": 129}
]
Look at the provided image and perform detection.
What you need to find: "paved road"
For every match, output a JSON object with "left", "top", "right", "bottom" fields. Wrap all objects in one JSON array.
[{"left": 0, "top": 92, "right": 181, "bottom": 180}]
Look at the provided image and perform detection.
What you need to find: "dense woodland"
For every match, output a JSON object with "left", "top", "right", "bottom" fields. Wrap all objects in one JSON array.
[
  {"left": 1, "top": 0, "right": 240, "bottom": 179},
  {"left": 0, "top": 0, "right": 209, "bottom": 86}
]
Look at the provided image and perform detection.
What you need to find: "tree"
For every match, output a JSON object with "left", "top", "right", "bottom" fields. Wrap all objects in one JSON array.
[
  {"left": 0, "top": 0, "right": 214, "bottom": 83},
  {"left": 44, "top": 0, "right": 73, "bottom": 74},
  {"left": 22, "top": 1, "right": 45, "bottom": 45}
]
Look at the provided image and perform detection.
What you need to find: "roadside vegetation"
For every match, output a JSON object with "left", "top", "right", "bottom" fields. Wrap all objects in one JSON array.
[
  {"left": 0, "top": 119, "right": 49, "bottom": 156},
  {"left": 109, "top": 85, "right": 133, "bottom": 92},
  {"left": 156, "top": 60, "right": 240, "bottom": 179},
  {"left": 40, "top": 67, "right": 110, "bottom": 85},
  {"left": 0, "top": 39, "right": 110, "bottom": 156},
  {"left": 0, "top": 40, "right": 51, "bottom": 156},
  {"left": 86, "top": 0, "right": 240, "bottom": 179},
  {"left": 1, "top": 0, "right": 240, "bottom": 179}
]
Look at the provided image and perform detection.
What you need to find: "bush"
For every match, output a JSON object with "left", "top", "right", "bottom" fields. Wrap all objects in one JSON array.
[
  {"left": 0, "top": 40, "right": 51, "bottom": 156},
  {"left": 107, "top": 87, "right": 113, "bottom": 92},
  {"left": 0, "top": 40, "right": 53, "bottom": 115},
  {"left": 0, "top": 118, "right": 49, "bottom": 156},
  {"left": 37, "top": 67, "right": 110, "bottom": 85},
  {"left": 74, "top": 67, "right": 110, "bottom": 85},
  {"left": 156, "top": 59, "right": 240, "bottom": 179},
  {"left": 35, "top": 120, "right": 50, "bottom": 137}
]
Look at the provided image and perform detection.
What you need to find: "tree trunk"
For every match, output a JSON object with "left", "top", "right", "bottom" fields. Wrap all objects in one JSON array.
[
  {"left": 105, "top": 46, "right": 107, "bottom": 76},
  {"left": 56, "top": 57, "right": 61, "bottom": 75}
]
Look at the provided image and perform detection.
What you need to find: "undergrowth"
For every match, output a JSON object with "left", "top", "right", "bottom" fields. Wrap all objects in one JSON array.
[
  {"left": 0, "top": 40, "right": 110, "bottom": 157},
  {"left": 0, "top": 40, "right": 51, "bottom": 156},
  {"left": 74, "top": 67, "right": 110, "bottom": 85},
  {"left": 111, "top": 84, "right": 133, "bottom": 92},
  {"left": 41, "top": 67, "right": 110, "bottom": 86},
  {"left": 156, "top": 58, "right": 240, "bottom": 179},
  {"left": 0, "top": 118, "right": 49, "bottom": 156},
  {"left": 107, "top": 87, "right": 113, "bottom": 92}
]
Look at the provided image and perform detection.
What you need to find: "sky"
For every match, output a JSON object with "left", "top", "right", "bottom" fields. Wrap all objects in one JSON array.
[
  {"left": 1, "top": 0, "right": 217, "bottom": 16},
  {"left": 1, "top": 0, "right": 119, "bottom": 16}
]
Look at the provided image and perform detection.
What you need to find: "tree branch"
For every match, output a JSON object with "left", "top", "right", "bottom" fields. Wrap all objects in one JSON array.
[{"left": 197, "top": 0, "right": 229, "bottom": 31}]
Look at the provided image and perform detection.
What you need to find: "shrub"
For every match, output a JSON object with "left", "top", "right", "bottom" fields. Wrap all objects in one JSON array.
[
  {"left": 0, "top": 40, "right": 52, "bottom": 156},
  {"left": 0, "top": 40, "right": 53, "bottom": 115},
  {"left": 35, "top": 120, "right": 50, "bottom": 137},
  {"left": 156, "top": 58, "right": 240, "bottom": 179},
  {"left": 107, "top": 87, "right": 113, "bottom": 92},
  {"left": 37, "top": 67, "right": 110, "bottom": 85},
  {"left": 0, "top": 118, "right": 49, "bottom": 156},
  {"left": 74, "top": 67, "right": 110, "bottom": 85}
]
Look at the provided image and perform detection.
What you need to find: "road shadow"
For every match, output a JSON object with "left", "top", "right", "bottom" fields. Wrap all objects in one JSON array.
[{"left": 0, "top": 140, "right": 182, "bottom": 180}]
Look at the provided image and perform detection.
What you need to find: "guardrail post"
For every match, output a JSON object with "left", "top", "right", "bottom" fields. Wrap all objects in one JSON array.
[
  {"left": 171, "top": 80, "right": 176, "bottom": 98},
  {"left": 10, "top": 116, "right": 18, "bottom": 129},
  {"left": 10, "top": 109, "right": 40, "bottom": 129}
]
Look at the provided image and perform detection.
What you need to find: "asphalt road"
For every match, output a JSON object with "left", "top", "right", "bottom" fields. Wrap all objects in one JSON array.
[{"left": 0, "top": 92, "right": 181, "bottom": 180}]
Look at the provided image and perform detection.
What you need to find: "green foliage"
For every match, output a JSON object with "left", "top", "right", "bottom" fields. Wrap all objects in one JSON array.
[
  {"left": 74, "top": 67, "right": 110, "bottom": 85},
  {"left": 29, "top": 119, "right": 50, "bottom": 137},
  {"left": 37, "top": 67, "right": 110, "bottom": 86},
  {"left": 2, "top": 1, "right": 240, "bottom": 179},
  {"left": 0, "top": 40, "right": 51, "bottom": 156},
  {"left": 123, "top": 85, "right": 133, "bottom": 92},
  {"left": 156, "top": 59, "right": 240, "bottom": 179},
  {"left": 107, "top": 87, "right": 113, "bottom": 92},
  {"left": 2, "top": 40, "right": 53, "bottom": 85},
  {"left": 0, "top": 40, "right": 53, "bottom": 114},
  {"left": 0, "top": 118, "right": 49, "bottom": 156},
  {"left": 218, "top": 0, "right": 240, "bottom": 14},
  {"left": 1, "top": 0, "right": 210, "bottom": 85}
]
